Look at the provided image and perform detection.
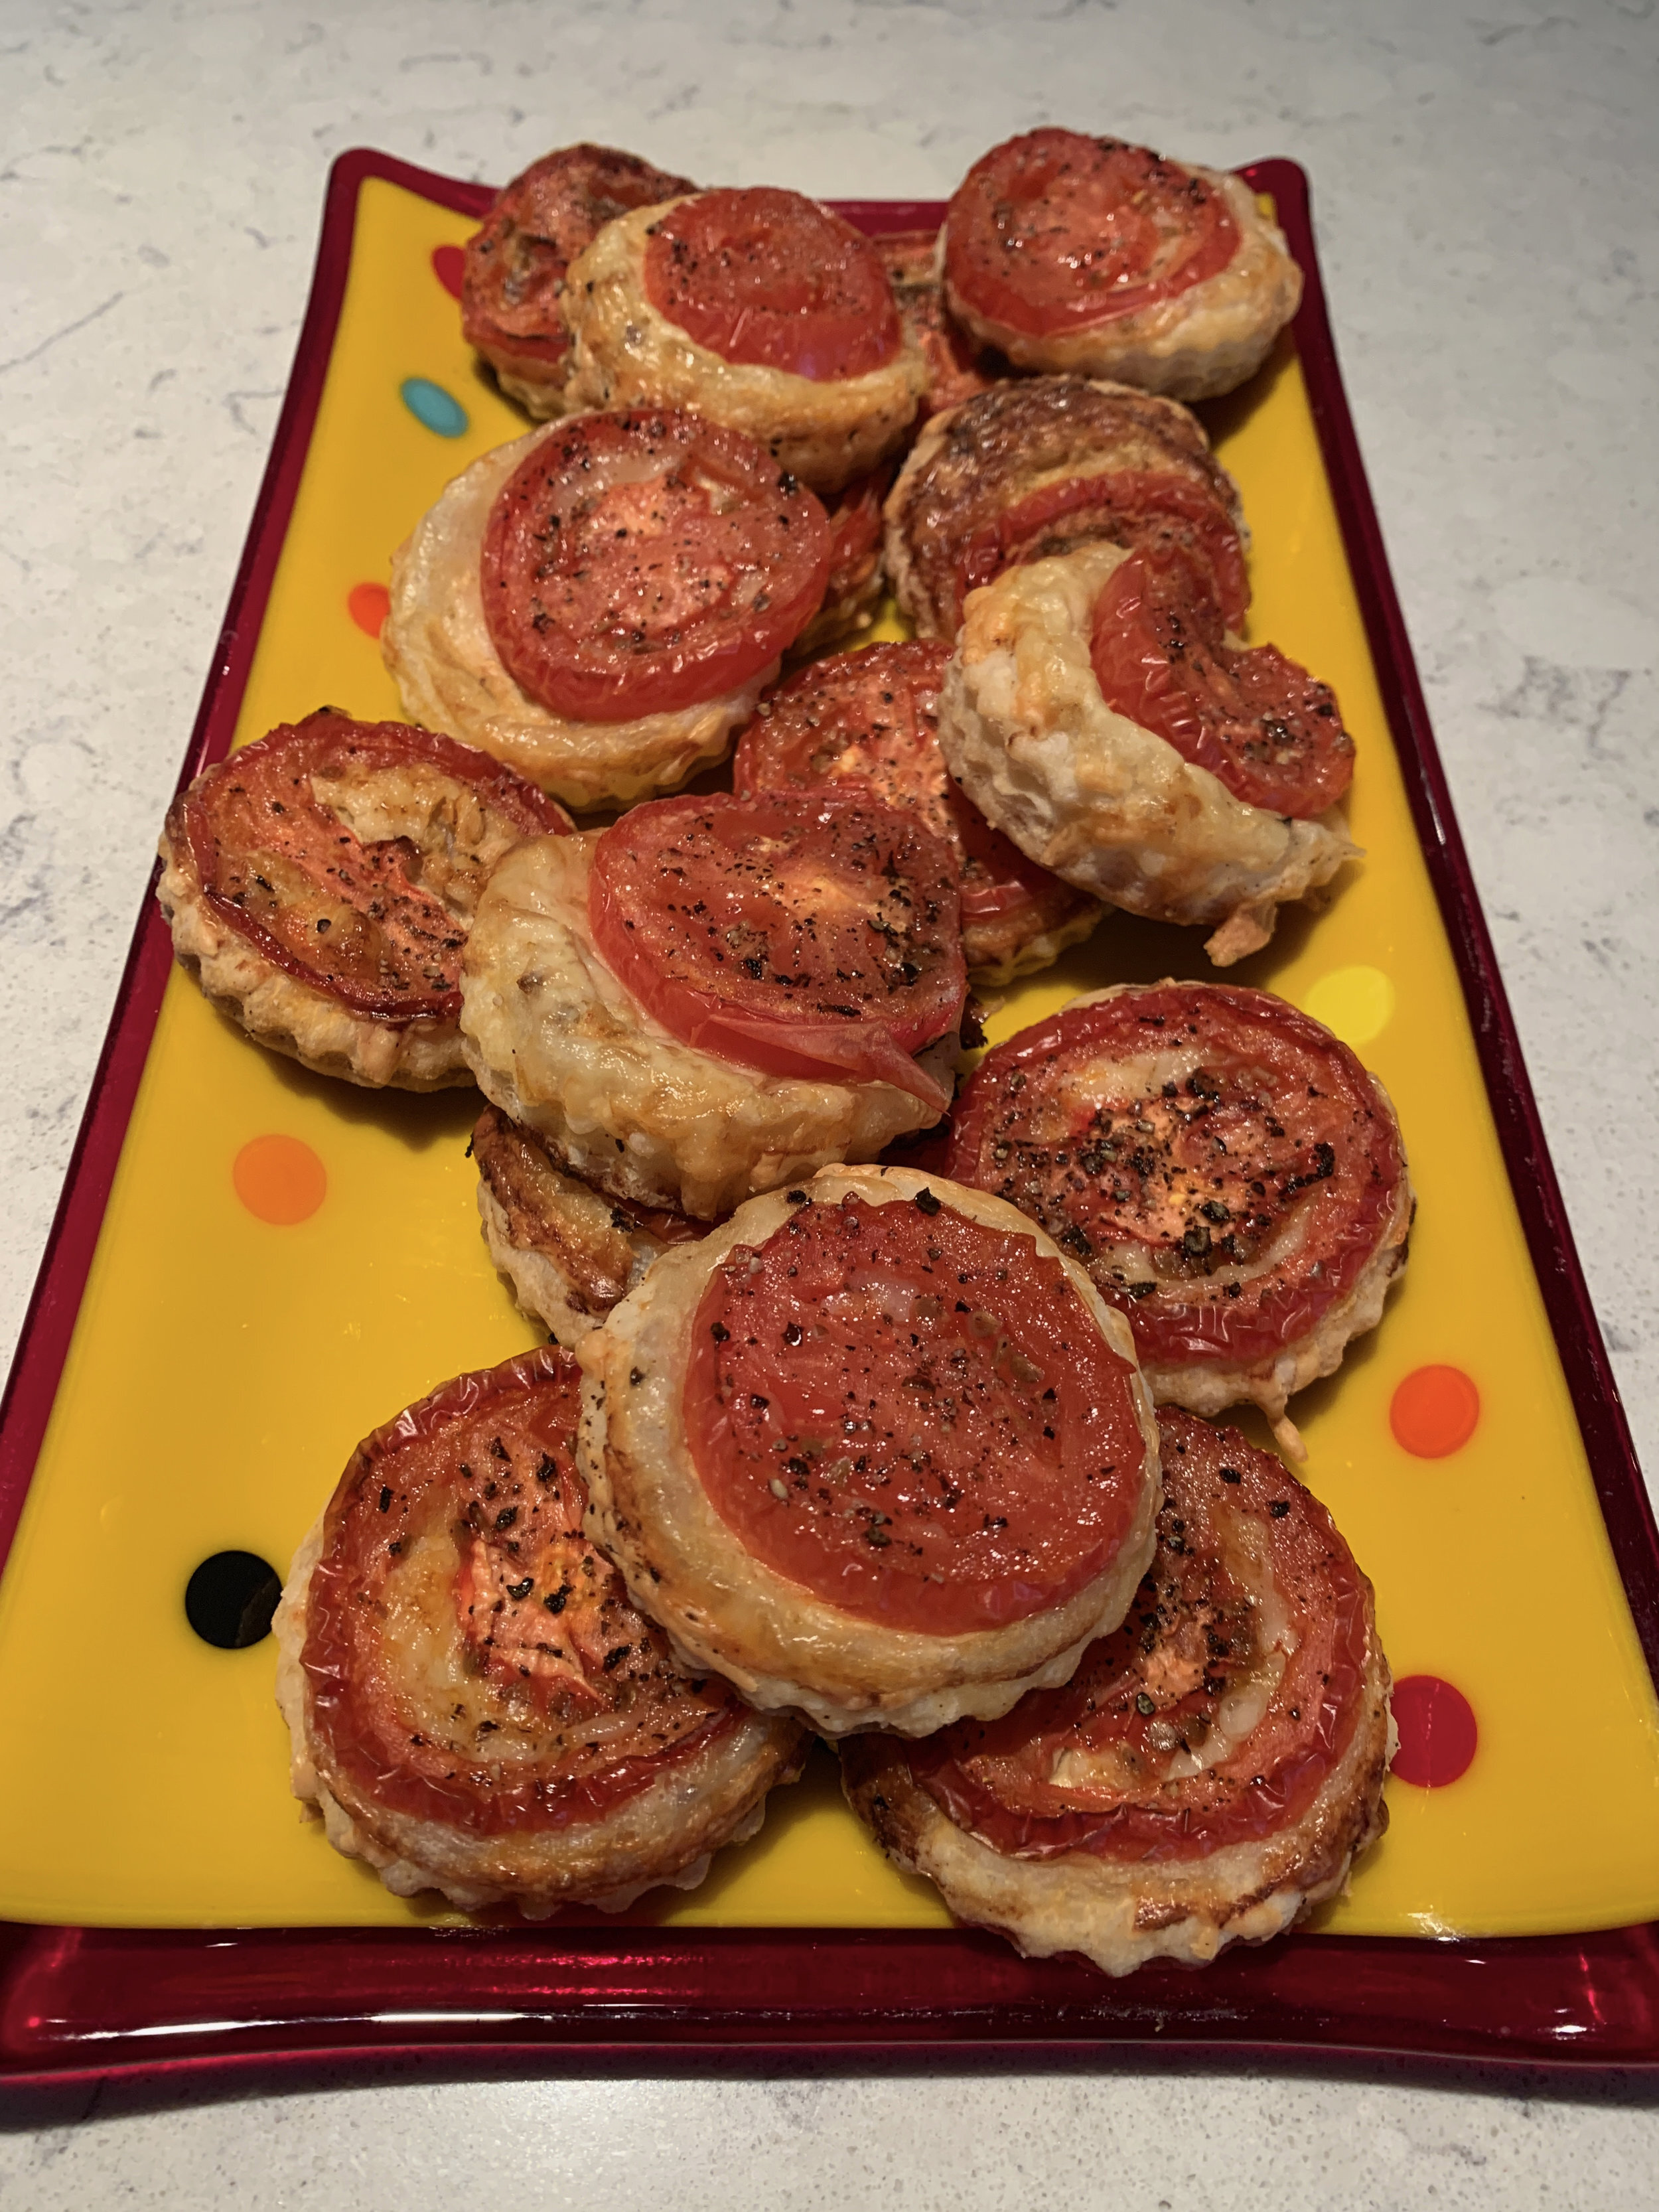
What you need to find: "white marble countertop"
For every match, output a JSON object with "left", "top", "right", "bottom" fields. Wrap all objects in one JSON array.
[{"left": 3, "top": 0, "right": 1657, "bottom": 2200}]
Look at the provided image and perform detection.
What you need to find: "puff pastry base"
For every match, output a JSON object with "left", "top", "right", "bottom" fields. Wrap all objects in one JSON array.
[
  {"left": 938, "top": 541, "right": 1356, "bottom": 964},
  {"left": 577, "top": 1163, "right": 1162, "bottom": 1737}
]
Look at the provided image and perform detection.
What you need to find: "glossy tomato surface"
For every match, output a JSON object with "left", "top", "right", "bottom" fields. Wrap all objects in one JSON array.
[
  {"left": 684, "top": 1188, "right": 1151, "bottom": 1634},
  {"left": 943, "top": 984, "right": 1405, "bottom": 1369},
  {"left": 481, "top": 411, "right": 832, "bottom": 723},
  {"left": 944, "top": 129, "right": 1239, "bottom": 339},
  {"left": 588, "top": 791, "right": 966, "bottom": 1109},
  {"left": 643, "top": 188, "right": 902, "bottom": 380},
  {"left": 303, "top": 1348, "right": 742, "bottom": 1835},
  {"left": 1090, "top": 542, "right": 1354, "bottom": 817},
  {"left": 177, "top": 711, "right": 567, "bottom": 1020},
  {"left": 905, "top": 1409, "right": 1376, "bottom": 1858}
]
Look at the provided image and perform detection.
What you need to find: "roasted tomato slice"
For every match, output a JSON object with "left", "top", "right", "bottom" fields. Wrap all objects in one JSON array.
[
  {"left": 175, "top": 711, "right": 569, "bottom": 1021},
  {"left": 891, "top": 378, "right": 1248, "bottom": 638},
  {"left": 684, "top": 1187, "right": 1151, "bottom": 1635},
  {"left": 481, "top": 410, "right": 833, "bottom": 723},
  {"left": 301, "top": 1347, "right": 742, "bottom": 1836},
  {"left": 945, "top": 129, "right": 1239, "bottom": 340},
  {"left": 904, "top": 1408, "right": 1382, "bottom": 1858},
  {"left": 642, "top": 187, "right": 903, "bottom": 381},
  {"left": 1090, "top": 542, "right": 1354, "bottom": 817},
  {"left": 877, "top": 228, "right": 995, "bottom": 419},
  {"left": 461, "top": 143, "right": 697, "bottom": 376},
  {"left": 942, "top": 984, "right": 1406, "bottom": 1370},
  {"left": 587, "top": 790, "right": 966, "bottom": 1110},
  {"left": 819, "top": 469, "right": 887, "bottom": 613},
  {"left": 733, "top": 642, "right": 1092, "bottom": 952}
]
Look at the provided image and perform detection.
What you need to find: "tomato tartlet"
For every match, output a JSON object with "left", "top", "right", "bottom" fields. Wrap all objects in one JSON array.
[
  {"left": 841, "top": 1408, "right": 1393, "bottom": 1974},
  {"left": 273, "top": 1346, "right": 807, "bottom": 1916},
  {"left": 941, "top": 130, "right": 1303, "bottom": 402},
  {"left": 383, "top": 410, "right": 831, "bottom": 812},
  {"left": 885, "top": 375, "right": 1247, "bottom": 643},
  {"left": 877, "top": 228, "right": 997, "bottom": 424},
  {"left": 941, "top": 984, "right": 1411, "bottom": 1456},
  {"left": 459, "top": 794, "right": 966, "bottom": 1220},
  {"left": 561, "top": 187, "right": 926, "bottom": 494},
  {"left": 938, "top": 539, "right": 1356, "bottom": 963},
  {"left": 733, "top": 641, "right": 1100, "bottom": 986},
  {"left": 461, "top": 143, "right": 698, "bottom": 418},
  {"left": 578, "top": 1164, "right": 1162, "bottom": 1737},
  {"left": 474, "top": 1102, "right": 713, "bottom": 1345},
  {"left": 157, "top": 710, "right": 568, "bottom": 1089}
]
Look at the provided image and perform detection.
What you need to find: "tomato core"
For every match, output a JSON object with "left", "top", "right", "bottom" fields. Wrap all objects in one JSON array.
[
  {"left": 642, "top": 187, "right": 902, "bottom": 380},
  {"left": 481, "top": 411, "right": 833, "bottom": 723},
  {"left": 684, "top": 1191, "right": 1151, "bottom": 1634},
  {"left": 1089, "top": 542, "right": 1354, "bottom": 817},
  {"left": 946, "top": 130, "right": 1239, "bottom": 340},
  {"left": 588, "top": 791, "right": 966, "bottom": 1110}
]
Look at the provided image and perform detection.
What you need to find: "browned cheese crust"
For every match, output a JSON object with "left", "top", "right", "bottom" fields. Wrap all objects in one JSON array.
[
  {"left": 382, "top": 421, "right": 771, "bottom": 811},
  {"left": 560, "top": 198, "right": 927, "bottom": 495},
  {"left": 577, "top": 1164, "right": 1163, "bottom": 1737},
  {"left": 943, "top": 168, "right": 1303, "bottom": 403},
  {"left": 473, "top": 1101, "right": 709, "bottom": 1342},
  {"left": 938, "top": 542, "right": 1356, "bottom": 964},
  {"left": 274, "top": 1513, "right": 806, "bottom": 1915},
  {"left": 885, "top": 377, "right": 1244, "bottom": 640}
]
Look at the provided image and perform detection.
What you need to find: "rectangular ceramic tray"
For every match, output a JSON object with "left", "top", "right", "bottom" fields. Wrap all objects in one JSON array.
[{"left": 3, "top": 148, "right": 1658, "bottom": 2089}]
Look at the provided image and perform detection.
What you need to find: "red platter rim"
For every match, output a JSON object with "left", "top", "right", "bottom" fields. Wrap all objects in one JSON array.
[{"left": 1, "top": 147, "right": 1656, "bottom": 2091}]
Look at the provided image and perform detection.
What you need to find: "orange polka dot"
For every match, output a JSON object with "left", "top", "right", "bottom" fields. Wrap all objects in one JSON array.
[
  {"left": 233, "top": 1135, "right": 328, "bottom": 1226},
  {"left": 347, "top": 581, "right": 391, "bottom": 638},
  {"left": 1390, "top": 1364, "right": 1480, "bottom": 1458}
]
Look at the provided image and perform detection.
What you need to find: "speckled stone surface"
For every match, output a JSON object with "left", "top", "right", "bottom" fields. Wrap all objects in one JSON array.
[{"left": 3, "top": 0, "right": 1657, "bottom": 2196}]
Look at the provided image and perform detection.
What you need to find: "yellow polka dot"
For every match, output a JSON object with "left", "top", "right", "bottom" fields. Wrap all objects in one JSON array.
[{"left": 1303, "top": 964, "right": 1396, "bottom": 1047}]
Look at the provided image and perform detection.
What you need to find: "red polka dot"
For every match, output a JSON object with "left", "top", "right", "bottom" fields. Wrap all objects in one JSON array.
[
  {"left": 1391, "top": 1674, "right": 1477, "bottom": 1789},
  {"left": 233, "top": 1135, "right": 327, "bottom": 1226},
  {"left": 347, "top": 581, "right": 391, "bottom": 639},
  {"left": 432, "top": 243, "right": 465, "bottom": 300},
  {"left": 1390, "top": 1364, "right": 1480, "bottom": 1458}
]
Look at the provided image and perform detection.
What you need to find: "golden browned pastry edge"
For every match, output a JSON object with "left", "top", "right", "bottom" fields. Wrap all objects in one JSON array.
[
  {"left": 560, "top": 198, "right": 926, "bottom": 495},
  {"left": 942, "top": 169, "right": 1303, "bottom": 404},
  {"left": 938, "top": 541, "right": 1356, "bottom": 965},
  {"left": 273, "top": 1511, "right": 808, "bottom": 1917},
  {"left": 380, "top": 420, "right": 771, "bottom": 812},
  {"left": 577, "top": 1163, "right": 1163, "bottom": 1737},
  {"left": 839, "top": 1629, "right": 1394, "bottom": 1976}
]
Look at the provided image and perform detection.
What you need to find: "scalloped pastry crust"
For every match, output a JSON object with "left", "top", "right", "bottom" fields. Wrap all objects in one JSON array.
[
  {"left": 156, "top": 821, "right": 470, "bottom": 1091},
  {"left": 577, "top": 1163, "right": 1162, "bottom": 1737},
  {"left": 473, "top": 1102, "right": 707, "bottom": 1343},
  {"left": 943, "top": 169, "right": 1303, "bottom": 404},
  {"left": 459, "top": 834, "right": 958, "bottom": 1220},
  {"left": 839, "top": 1641, "right": 1392, "bottom": 1975},
  {"left": 382, "top": 421, "right": 770, "bottom": 812},
  {"left": 938, "top": 540, "right": 1356, "bottom": 964},
  {"left": 273, "top": 1512, "right": 805, "bottom": 1916},
  {"left": 560, "top": 199, "right": 927, "bottom": 495}
]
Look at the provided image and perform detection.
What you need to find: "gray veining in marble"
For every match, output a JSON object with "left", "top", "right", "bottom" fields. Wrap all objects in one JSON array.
[{"left": 2, "top": 0, "right": 1657, "bottom": 2200}]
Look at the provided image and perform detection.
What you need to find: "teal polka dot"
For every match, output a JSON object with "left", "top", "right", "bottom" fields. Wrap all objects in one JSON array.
[{"left": 400, "top": 377, "right": 468, "bottom": 437}]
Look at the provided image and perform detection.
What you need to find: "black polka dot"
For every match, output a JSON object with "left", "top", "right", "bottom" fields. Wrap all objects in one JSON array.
[{"left": 185, "top": 1551, "right": 282, "bottom": 1649}]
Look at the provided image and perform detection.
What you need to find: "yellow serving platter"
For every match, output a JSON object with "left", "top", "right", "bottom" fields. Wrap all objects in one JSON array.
[{"left": 2, "top": 165, "right": 1656, "bottom": 1942}]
